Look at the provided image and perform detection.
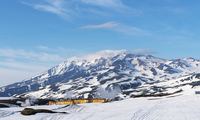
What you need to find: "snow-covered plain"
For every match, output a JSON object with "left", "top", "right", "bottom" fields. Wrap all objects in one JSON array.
[{"left": 1, "top": 94, "right": 200, "bottom": 120}]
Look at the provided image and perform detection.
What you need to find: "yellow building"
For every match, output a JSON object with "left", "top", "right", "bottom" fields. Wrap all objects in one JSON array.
[
  {"left": 49, "top": 99, "right": 105, "bottom": 105},
  {"left": 89, "top": 99, "right": 105, "bottom": 103}
]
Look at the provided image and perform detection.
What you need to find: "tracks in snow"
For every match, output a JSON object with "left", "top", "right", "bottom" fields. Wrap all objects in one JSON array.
[
  {"left": 38, "top": 104, "right": 87, "bottom": 120},
  {"left": 131, "top": 109, "right": 142, "bottom": 120},
  {"left": 38, "top": 114, "right": 67, "bottom": 120},
  {"left": 131, "top": 100, "right": 162, "bottom": 120},
  {"left": 82, "top": 113, "right": 95, "bottom": 120},
  {"left": 0, "top": 111, "right": 16, "bottom": 118}
]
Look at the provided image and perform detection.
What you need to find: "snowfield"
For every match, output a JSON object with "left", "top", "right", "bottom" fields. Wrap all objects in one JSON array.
[{"left": 1, "top": 94, "right": 200, "bottom": 120}]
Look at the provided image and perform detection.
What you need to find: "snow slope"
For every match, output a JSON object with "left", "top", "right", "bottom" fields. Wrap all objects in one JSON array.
[{"left": 1, "top": 94, "right": 200, "bottom": 120}]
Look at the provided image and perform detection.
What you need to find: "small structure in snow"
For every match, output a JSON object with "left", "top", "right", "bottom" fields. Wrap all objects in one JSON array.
[
  {"left": 195, "top": 91, "right": 200, "bottom": 94},
  {"left": 49, "top": 98, "right": 105, "bottom": 105}
]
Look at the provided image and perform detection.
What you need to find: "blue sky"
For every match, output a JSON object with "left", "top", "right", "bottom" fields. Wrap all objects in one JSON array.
[{"left": 1, "top": 0, "right": 200, "bottom": 86}]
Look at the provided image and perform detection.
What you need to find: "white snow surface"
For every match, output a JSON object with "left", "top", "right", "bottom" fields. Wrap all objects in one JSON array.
[
  {"left": 1, "top": 94, "right": 200, "bottom": 120},
  {"left": 0, "top": 97, "right": 18, "bottom": 100}
]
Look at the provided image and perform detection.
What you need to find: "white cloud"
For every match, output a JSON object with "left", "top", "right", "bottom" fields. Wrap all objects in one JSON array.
[
  {"left": 81, "top": 0, "right": 141, "bottom": 14},
  {"left": 0, "top": 48, "right": 64, "bottom": 62},
  {"left": 114, "top": 24, "right": 151, "bottom": 36},
  {"left": 37, "top": 45, "right": 49, "bottom": 50},
  {"left": 0, "top": 47, "right": 67, "bottom": 85},
  {"left": 0, "top": 46, "right": 86, "bottom": 86},
  {"left": 21, "top": 0, "right": 140, "bottom": 19},
  {"left": 0, "top": 68, "right": 40, "bottom": 87},
  {"left": 0, "top": 59, "right": 49, "bottom": 71},
  {"left": 79, "top": 22, "right": 119, "bottom": 29},
  {"left": 34, "top": 4, "right": 67, "bottom": 17},
  {"left": 81, "top": 0, "right": 124, "bottom": 8},
  {"left": 22, "top": 0, "right": 70, "bottom": 19},
  {"left": 80, "top": 22, "right": 151, "bottom": 36}
]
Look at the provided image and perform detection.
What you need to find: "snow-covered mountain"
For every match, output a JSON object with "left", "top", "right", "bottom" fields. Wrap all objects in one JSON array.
[{"left": 1, "top": 50, "right": 200, "bottom": 99}]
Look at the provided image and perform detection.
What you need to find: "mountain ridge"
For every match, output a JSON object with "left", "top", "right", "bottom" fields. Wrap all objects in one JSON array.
[{"left": 0, "top": 49, "right": 200, "bottom": 99}]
